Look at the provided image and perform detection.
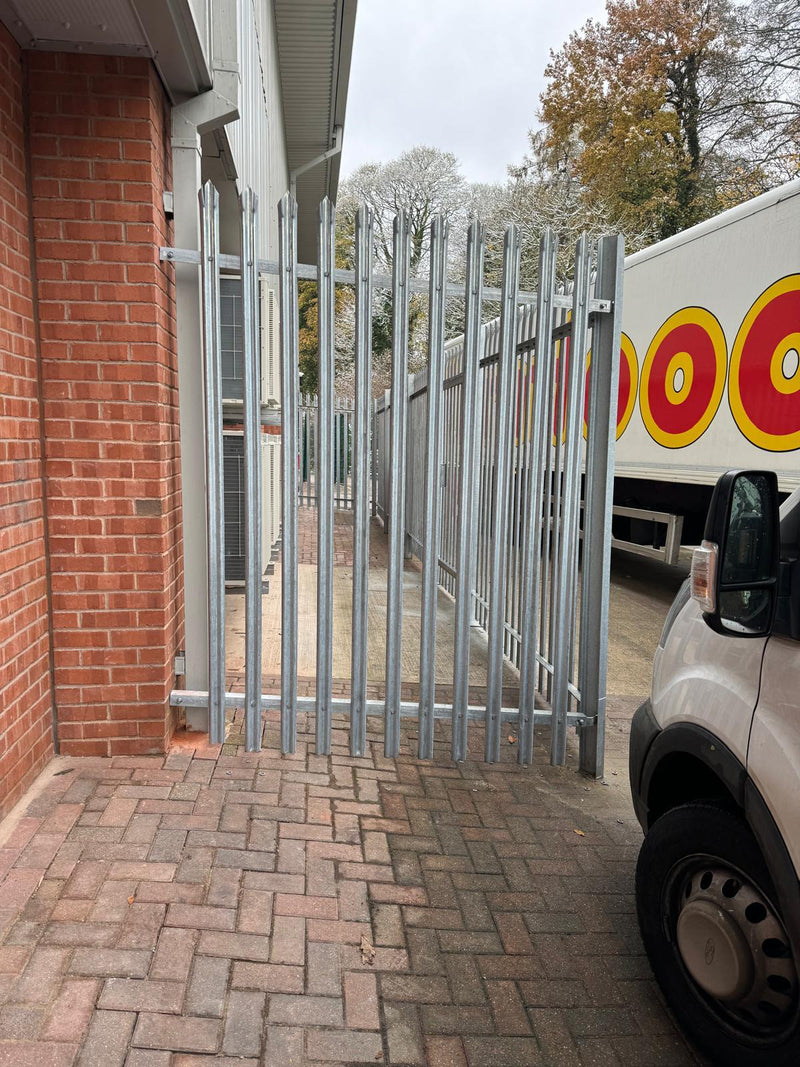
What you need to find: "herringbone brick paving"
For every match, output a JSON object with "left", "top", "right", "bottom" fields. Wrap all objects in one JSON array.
[{"left": 0, "top": 704, "right": 703, "bottom": 1066}]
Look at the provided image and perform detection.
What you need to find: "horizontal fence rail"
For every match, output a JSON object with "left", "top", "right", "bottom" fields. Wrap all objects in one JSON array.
[
  {"left": 168, "top": 183, "right": 624, "bottom": 777},
  {"left": 160, "top": 244, "right": 613, "bottom": 313}
]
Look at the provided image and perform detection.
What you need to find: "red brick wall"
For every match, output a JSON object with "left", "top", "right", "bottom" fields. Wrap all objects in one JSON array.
[
  {"left": 27, "top": 51, "right": 184, "bottom": 757},
  {"left": 0, "top": 25, "right": 55, "bottom": 815}
]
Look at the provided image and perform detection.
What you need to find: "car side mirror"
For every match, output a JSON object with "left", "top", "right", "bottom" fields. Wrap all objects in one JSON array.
[{"left": 691, "top": 470, "right": 779, "bottom": 637}]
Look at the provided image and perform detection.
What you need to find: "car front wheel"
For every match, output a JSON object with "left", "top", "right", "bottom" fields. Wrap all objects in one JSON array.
[{"left": 636, "top": 801, "right": 800, "bottom": 1066}]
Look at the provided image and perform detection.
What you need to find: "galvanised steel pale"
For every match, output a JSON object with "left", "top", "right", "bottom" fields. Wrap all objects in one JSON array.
[
  {"left": 278, "top": 192, "right": 299, "bottom": 755},
  {"left": 485, "top": 225, "right": 521, "bottom": 763},
  {"left": 351, "top": 206, "right": 374, "bottom": 758},
  {"left": 418, "top": 216, "right": 448, "bottom": 760},
  {"left": 241, "top": 189, "right": 263, "bottom": 753},
  {"left": 518, "top": 229, "right": 558, "bottom": 766},
  {"left": 451, "top": 221, "right": 484, "bottom": 764},
  {"left": 550, "top": 236, "right": 593, "bottom": 766},
  {"left": 384, "top": 211, "right": 411, "bottom": 759},
  {"left": 198, "top": 182, "right": 225, "bottom": 747},
  {"left": 315, "top": 198, "right": 336, "bottom": 756}
]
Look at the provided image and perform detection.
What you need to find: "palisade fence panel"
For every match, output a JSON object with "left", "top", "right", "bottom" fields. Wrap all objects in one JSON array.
[
  {"left": 166, "top": 182, "right": 623, "bottom": 778},
  {"left": 299, "top": 394, "right": 355, "bottom": 509},
  {"left": 371, "top": 234, "right": 623, "bottom": 772}
]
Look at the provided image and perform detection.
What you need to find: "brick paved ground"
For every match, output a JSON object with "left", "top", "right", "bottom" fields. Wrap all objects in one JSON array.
[
  {"left": 296, "top": 507, "right": 363, "bottom": 566},
  {"left": 0, "top": 702, "right": 703, "bottom": 1066}
]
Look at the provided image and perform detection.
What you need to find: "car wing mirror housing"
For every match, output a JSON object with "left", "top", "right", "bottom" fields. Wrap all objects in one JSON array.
[{"left": 691, "top": 470, "right": 780, "bottom": 638}]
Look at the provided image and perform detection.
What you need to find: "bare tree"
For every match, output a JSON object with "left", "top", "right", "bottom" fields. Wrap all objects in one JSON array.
[
  {"left": 339, "top": 146, "right": 469, "bottom": 274},
  {"left": 337, "top": 146, "right": 474, "bottom": 384},
  {"left": 735, "top": 0, "right": 800, "bottom": 184}
]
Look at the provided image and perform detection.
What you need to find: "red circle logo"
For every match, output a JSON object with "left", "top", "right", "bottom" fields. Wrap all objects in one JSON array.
[
  {"left": 729, "top": 276, "right": 800, "bottom": 452},
  {"left": 639, "top": 308, "right": 726, "bottom": 448}
]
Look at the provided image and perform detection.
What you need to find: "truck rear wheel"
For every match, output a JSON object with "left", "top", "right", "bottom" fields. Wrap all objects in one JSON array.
[{"left": 636, "top": 802, "right": 800, "bottom": 1066}]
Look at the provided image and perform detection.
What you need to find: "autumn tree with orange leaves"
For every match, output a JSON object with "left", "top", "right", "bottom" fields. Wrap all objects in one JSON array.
[{"left": 538, "top": 0, "right": 761, "bottom": 241}]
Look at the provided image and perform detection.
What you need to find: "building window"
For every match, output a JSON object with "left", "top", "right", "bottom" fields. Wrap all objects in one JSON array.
[{"left": 220, "top": 277, "right": 243, "bottom": 400}]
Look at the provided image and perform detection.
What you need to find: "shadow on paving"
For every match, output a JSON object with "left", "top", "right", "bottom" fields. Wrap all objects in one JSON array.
[{"left": 0, "top": 702, "right": 706, "bottom": 1066}]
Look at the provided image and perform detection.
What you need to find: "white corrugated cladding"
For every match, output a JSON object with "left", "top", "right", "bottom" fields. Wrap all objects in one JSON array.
[{"left": 226, "top": 0, "right": 289, "bottom": 261}]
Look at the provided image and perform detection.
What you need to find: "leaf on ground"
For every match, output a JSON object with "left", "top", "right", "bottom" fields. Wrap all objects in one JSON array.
[
  {"left": 127, "top": 895, "right": 136, "bottom": 905},
  {"left": 573, "top": 828, "right": 586, "bottom": 837},
  {"left": 507, "top": 735, "right": 516, "bottom": 744},
  {"left": 360, "top": 933, "right": 376, "bottom": 966}
]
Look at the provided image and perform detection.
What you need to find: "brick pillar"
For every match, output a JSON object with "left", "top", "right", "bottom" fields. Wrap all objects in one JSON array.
[
  {"left": 28, "top": 52, "right": 184, "bottom": 756},
  {"left": 0, "top": 25, "right": 56, "bottom": 813}
]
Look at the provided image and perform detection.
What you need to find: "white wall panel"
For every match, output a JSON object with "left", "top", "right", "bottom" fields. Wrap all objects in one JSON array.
[{"left": 226, "top": 0, "right": 289, "bottom": 258}]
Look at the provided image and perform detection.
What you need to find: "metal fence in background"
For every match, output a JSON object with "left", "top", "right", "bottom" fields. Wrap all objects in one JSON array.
[
  {"left": 169, "top": 181, "right": 624, "bottom": 780},
  {"left": 299, "top": 394, "right": 355, "bottom": 509}
]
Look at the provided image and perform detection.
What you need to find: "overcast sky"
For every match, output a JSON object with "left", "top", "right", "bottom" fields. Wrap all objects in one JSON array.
[{"left": 340, "top": 0, "right": 608, "bottom": 187}]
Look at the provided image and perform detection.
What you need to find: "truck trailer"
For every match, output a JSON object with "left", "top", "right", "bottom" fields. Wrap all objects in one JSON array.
[{"left": 612, "top": 178, "right": 800, "bottom": 564}]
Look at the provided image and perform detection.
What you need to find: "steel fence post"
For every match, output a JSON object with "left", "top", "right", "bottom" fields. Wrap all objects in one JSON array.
[{"left": 578, "top": 234, "right": 624, "bottom": 778}]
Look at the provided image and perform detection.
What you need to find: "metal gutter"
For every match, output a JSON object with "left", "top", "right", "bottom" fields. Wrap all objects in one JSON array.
[{"left": 289, "top": 125, "right": 342, "bottom": 198}]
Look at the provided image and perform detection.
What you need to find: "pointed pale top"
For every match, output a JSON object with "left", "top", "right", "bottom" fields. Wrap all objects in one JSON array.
[
  {"left": 240, "top": 186, "right": 259, "bottom": 212},
  {"left": 278, "top": 190, "right": 298, "bottom": 217},
  {"left": 199, "top": 178, "right": 219, "bottom": 208}
]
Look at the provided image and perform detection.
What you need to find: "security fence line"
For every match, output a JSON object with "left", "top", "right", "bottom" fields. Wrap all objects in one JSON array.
[
  {"left": 299, "top": 394, "right": 355, "bottom": 509},
  {"left": 167, "top": 181, "right": 624, "bottom": 779}
]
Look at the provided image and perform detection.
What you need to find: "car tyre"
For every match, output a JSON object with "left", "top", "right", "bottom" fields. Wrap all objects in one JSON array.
[{"left": 636, "top": 801, "right": 800, "bottom": 1066}]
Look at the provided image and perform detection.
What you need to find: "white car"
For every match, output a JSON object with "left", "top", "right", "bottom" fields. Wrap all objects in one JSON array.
[{"left": 629, "top": 470, "right": 800, "bottom": 1065}]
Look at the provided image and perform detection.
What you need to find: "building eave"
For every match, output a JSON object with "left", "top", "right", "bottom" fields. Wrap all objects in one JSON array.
[
  {"left": 274, "top": 0, "right": 357, "bottom": 261},
  {"left": 0, "top": 0, "right": 212, "bottom": 101}
]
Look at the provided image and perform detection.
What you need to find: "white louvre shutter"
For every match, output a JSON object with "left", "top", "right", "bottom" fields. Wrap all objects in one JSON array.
[{"left": 260, "top": 283, "right": 279, "bottom": 405}]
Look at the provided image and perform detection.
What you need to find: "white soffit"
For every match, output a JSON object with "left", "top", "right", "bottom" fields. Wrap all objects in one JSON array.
[
  {"left": 274, "top": 0, "right": 356, "bottom": 259},
  {"left": 0, "top": 0, "right": 152, "bottom": 53},
  {"left": 274, "top": 0, "right": 336, "bottom": 171}
]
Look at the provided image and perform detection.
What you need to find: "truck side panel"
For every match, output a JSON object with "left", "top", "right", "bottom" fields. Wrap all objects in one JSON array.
[{"left": 617, "top": 181, "right": 800, "bottom": 495}]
